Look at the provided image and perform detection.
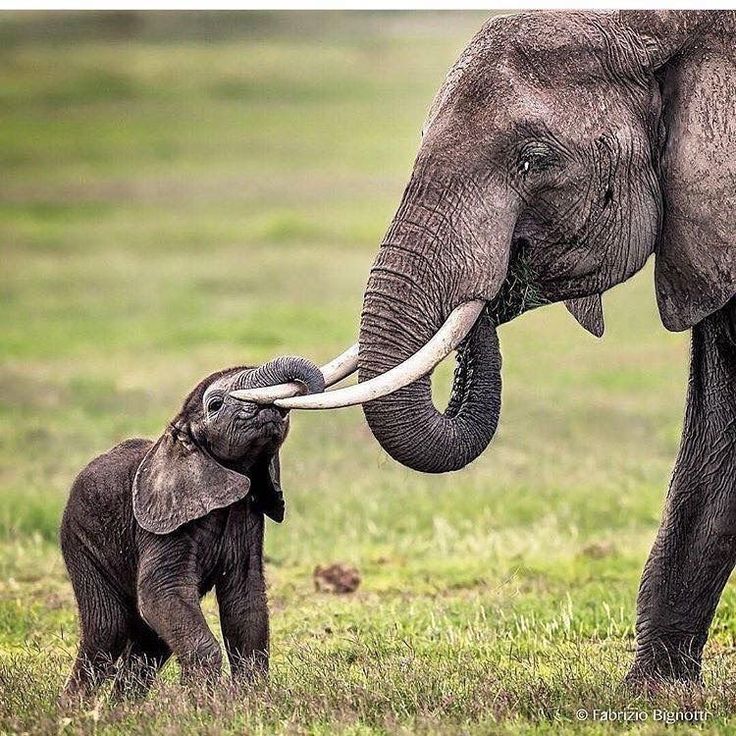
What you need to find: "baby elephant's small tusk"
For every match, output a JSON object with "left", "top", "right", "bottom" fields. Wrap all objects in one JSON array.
[{"left": 229, "top": 344, "right": 358, "bottom": 404}]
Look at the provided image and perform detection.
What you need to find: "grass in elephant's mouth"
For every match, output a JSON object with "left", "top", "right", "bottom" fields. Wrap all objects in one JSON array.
[{"left": 1, "top": 9, "right": 732, "bottom": 735}]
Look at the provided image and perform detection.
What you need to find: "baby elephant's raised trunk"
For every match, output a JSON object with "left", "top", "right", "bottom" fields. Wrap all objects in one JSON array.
[{"left": 234, "top": 356, "right": 326, "bottom": 396}]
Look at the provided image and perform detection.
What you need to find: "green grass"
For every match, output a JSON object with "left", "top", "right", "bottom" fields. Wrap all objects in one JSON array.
[{"left": 1, "top": 10, "right": 733, "bottom": 734}]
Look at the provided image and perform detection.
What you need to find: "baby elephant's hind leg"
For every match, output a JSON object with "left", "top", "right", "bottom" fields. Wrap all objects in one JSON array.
[
  {"left": 112, "top": 624, "right": 171, "bottom": 700},
  {"left": 61, "top": 597, "right": 130, "bottom": 705}
]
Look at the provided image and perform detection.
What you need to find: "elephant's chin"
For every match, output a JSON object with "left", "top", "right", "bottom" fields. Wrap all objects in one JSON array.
[{"left": 360, "top": 312, "right": 502, "bottom": 473}]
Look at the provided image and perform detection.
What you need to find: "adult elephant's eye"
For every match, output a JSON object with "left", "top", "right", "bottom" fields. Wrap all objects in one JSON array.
[{"left": 517, "top": 142, "right": 556, "bottom": 177}]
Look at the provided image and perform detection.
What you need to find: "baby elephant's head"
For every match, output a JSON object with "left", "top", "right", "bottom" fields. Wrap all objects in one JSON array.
[
  {"left": 133, "top": 357, "right": 325, "bottom": 535},
  {"left": 198, "top": 357, "right": 325, "bottom": 467}
]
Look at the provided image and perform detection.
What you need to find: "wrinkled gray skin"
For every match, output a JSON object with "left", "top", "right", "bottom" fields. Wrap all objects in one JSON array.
[
  {"left": 60, "top": 357, "right": 324, "bottom": 703},
  {"left": 357, "top": 10, "right": 736, "bottom": 685}
]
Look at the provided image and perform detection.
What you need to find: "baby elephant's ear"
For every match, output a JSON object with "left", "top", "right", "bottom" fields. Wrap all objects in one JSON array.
[
  {"left": 250, "top": 451, "right": 285, "bottom": 523},
  {"left": 133, "top": 425, "right": 251, "bottom": 535}
]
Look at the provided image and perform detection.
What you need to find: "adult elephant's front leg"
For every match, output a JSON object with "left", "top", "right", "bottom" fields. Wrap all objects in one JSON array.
[{"left": 628, "top": 300, "right": 736, "bottom": 684}]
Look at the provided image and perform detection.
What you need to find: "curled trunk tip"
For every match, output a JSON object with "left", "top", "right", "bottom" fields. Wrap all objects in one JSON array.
[{"left": 360, "top": 311, "right": 502, "bottom": 473}]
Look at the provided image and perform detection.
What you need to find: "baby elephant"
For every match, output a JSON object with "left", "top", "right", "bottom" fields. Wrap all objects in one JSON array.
[{"left": 60, "top": 357, "right": 324, "bottom": 702}]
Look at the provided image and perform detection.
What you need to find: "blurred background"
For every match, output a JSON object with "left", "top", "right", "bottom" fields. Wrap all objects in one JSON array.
[{"left": 0, "top": 11, "right": 706, "bottom": 733}]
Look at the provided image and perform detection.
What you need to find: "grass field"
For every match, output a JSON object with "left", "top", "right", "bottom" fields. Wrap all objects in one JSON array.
[{"left": 2, "top": 10, "right": 734, "bottom": 734}]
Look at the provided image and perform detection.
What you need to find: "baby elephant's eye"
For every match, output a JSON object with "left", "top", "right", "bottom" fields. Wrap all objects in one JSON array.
[{"left": 207, "top": 396, "right": 224, "bottom": 414}]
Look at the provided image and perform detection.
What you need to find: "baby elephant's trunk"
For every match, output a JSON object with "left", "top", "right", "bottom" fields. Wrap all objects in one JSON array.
[{"left": 235, "top": 356, "right": 326, "bottom": 395}]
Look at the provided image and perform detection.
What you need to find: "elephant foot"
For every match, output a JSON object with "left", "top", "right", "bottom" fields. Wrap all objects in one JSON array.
[
  {"left": 625, "top": 636, "right": 704, "bottom": 693},
  {"left": 178, "top": 640, "right": 223, "bottom": 690}
]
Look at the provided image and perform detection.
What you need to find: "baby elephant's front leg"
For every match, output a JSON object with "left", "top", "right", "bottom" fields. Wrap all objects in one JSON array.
[
  {"left": 217, "top": 571, "right": 269, "bottom": 684},
  {"left": 217, "top": 511, "right": 269, "bottom": 684},
  {"left": 137, "top": 543, "right": 222, "bottom": 685}
]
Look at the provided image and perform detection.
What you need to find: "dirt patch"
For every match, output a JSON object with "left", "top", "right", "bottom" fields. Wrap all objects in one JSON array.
[{"left": 313, "top": 563, "right": 361, "bottom": 594}]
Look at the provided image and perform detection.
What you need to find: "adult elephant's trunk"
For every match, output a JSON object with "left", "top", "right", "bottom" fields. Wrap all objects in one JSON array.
[
  {"left": 360, "top": 298, "right": 501, "bottom": 472},
  {"left": 358, "top": 173, "right": 515, "bottom": 473}
]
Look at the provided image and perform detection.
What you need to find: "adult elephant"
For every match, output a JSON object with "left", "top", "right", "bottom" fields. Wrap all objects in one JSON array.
[{"left": 235, "top": 10, "right": 736, "bottom": 686}]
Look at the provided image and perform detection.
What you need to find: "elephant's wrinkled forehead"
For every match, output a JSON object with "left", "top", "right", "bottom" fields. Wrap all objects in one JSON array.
[
  {"left": 202, "top": 368, "right": 248, "bottom": 399},
  {"left": 471, "top": 12, "right": 628, "bottom": 80},
  {"left": 181, "top": 367, "right": 246, "bottom": 412},
  {"left": 424, "top": 11, "right": 638, "bottom": 138}
]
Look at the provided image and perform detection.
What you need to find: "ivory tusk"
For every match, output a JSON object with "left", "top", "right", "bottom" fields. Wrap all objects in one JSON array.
[
  {"left": 319, "top": 343, "right": 360, "bottom": 385},
  {"left": 274, "top": 300, "right": 486, "bottom": 410},
  {"left": 229, "top": 344, "right": 358, "bottom": 403}
]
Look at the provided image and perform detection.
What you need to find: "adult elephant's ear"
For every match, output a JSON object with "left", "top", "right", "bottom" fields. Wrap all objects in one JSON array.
[
  {"left": 133, "top": 423, "right": 250, "bottom": 534},
  {"left": 627, "top": 11, "right": 736, "bottom": 331},
  {"left": 249, "top": 451, "right": 285, "bottom": 523}
]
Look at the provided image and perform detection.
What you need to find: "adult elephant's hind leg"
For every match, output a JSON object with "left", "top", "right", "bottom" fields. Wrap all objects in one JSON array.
[{"left": 628, "top": 300, "right": 736, "bottom": 686}]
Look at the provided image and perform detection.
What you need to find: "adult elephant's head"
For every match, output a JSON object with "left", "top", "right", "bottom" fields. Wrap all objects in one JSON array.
[
  {"left": 253, "top": 10, "right": 736, "bottom": 473},
  {"left": 353, "top": 9, "right": 736, "bottom": 473}
]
